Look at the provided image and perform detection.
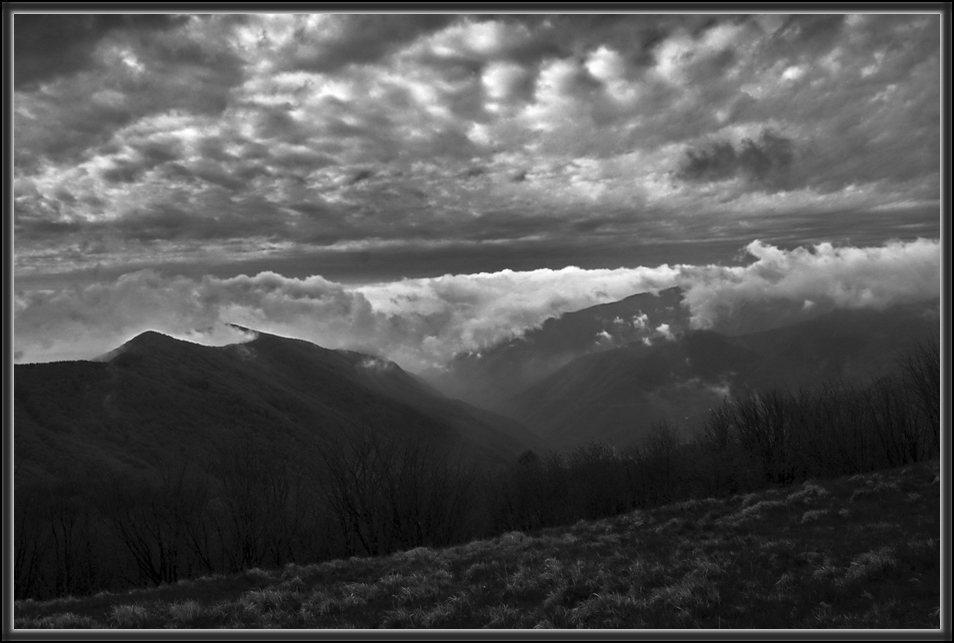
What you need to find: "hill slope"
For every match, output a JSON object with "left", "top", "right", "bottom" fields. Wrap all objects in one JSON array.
[
  {"left": 14, "top": 328, "right": 539, "bottom": 486},
  {"left": 503, "top": 300, "right": 939, "bottom": 449},
  {"left": 435, "top": 286, "right": 690, "bottom": 408}
]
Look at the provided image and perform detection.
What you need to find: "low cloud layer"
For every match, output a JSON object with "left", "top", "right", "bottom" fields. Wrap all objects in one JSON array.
[
  {"left": 677, "top": 238, "right": 941, "bottom": 330},
  {"left": 14, "top": 239, "right": 940, "bottom": 371}
]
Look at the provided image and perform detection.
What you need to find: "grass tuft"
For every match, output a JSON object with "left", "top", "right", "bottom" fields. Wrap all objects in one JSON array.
[
  {"left": 787, "top": 481, "right": 831, "bottom": 505},
  {"left": 167, "top": 600, "right": 206, "bottom": 627},
  {"left": 843, "top": 547, "right": 901, "bottom": 584},
  {"left": 801, "top": 508, "right": 831, "bottom": 524},
  {"left": 109, "top": 603, "right": 151, "bottom": 628},
  {"left": 27, "top": 612, "right": 98, "bottom": 629}
]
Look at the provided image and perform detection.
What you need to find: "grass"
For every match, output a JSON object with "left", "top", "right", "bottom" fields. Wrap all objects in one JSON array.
[{"left": 14, "top": 460, "right": 941, "bottom": 630}]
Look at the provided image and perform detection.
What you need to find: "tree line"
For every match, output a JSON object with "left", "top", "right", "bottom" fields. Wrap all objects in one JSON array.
[{"left": 14, "top": 338, "right": 940, "bottom": 601}]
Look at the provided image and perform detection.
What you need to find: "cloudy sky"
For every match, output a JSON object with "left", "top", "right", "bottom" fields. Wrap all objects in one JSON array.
[{"left": 13, "top": 12, "right": 942, "bottom": 369}]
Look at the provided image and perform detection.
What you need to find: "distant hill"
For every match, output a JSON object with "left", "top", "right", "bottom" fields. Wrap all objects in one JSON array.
[
  {"left": 499, "top": 299, "right": 940, "bottom": 449},
  {"left": 729, "top": 301, "right": 941, "bottom": 389},
  {"left": 14, "top": 328, "right": 540, "bottom": 486},
  {"left": 435, "top": 286, "right": 690, "bottom": 409}
]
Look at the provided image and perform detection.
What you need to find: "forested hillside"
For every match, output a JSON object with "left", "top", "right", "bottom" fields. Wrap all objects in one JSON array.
[{"left": 13, "top": 330, "right": 939, "bottom": 606}]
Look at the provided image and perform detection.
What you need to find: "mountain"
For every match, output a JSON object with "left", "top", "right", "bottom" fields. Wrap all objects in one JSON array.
[
  {"left": 503, "top": 330, "right": 756, "bottom": 448},
  {"left": 502, "top": 300, "right": 939, "bottom": 449},
  {"left": 13, "top": 328, "right": 540, "bottom": 486},
  {"left": 729, "top": 301, "right": 941, "bottom": 389},
  {"left": 434, "top": 286, "right": 691, "bottom": 409}
]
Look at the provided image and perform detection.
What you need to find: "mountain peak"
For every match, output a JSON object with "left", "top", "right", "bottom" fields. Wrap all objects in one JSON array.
[
  {"left": 101, "top": 329, "right": 166, "bottom": 351},
  {"left": 130, "top": 329, "right": 174, "bottom": 341}
]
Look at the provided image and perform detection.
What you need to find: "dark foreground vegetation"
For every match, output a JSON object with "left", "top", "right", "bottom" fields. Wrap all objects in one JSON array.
[
  {"left": 13, "top": 339, "right": 940, "bottom": 628},
  {"left": 15, "top": 460, "right": 941, "bottom": 629}
]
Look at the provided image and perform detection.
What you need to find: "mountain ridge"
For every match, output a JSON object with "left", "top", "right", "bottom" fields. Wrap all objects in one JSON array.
[
  {"left": 500, "top": 299, "right": 939, "bottom": 449},
  {"left": 433, "top": 286, "right": 691, "bottom": 408},
  {"left": 14, "top": 327, "right": 541, "bottom": 487}
]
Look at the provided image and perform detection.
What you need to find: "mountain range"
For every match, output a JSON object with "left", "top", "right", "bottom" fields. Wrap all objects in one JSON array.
[
  {"left": 426, "top": 290, "right": 940, "bottom": 449},
  {"left": 433, "top": 286, "right": 691, "bottom": 409},
  {"left": 13, "top": 327, "right": 540, "bottom": 488},
  {"left": 14, "top": 290, "right": 939, "bottom": 484}
]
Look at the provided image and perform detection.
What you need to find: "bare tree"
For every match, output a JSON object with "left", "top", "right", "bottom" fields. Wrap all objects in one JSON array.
[
  {"left": 898, "top": 337, "right": 940, "bottom": 456},
  {"left": 14, "top": 482, "right": 51, "bottom": 599},
  {"left": 207, "top": 433, "right": 305, "bottom": 571},
  {"left": 96, "top": 464, "right": 207, "bottom": 587},
  {"left": 317, "top": 426, "right": 477, "bottom": 557}
]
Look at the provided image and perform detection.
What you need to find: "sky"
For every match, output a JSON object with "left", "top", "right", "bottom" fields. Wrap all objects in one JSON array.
[{"left": 12, "top": 12, "right": 943, "bottom": 370}]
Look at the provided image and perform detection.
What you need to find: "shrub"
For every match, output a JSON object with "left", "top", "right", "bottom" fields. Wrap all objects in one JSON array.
[
  {"left": 801, "top": 509, "right": 831, "bottom": 524},
  {"left": 843, "top": 547, "right": 900, "bottom": 584},
  {"left": 109, "top": 603, "right": 150, "bottom": 628},
  {"left": 168, "top": 600, "right": 205, "bottom": 627},
  {"left": 29, "top": 612, "right": 98, "bottom": 629}
]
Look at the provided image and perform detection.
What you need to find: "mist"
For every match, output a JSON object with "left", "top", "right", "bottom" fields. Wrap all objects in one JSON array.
[{"left": 14, "top": 238, "right": 940, "bottom": 372}]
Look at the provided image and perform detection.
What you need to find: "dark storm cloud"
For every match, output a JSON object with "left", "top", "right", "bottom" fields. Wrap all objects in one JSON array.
[
  {"left": 770, "top": 15, "right": 847, "bottom": 55},
  {"left": 109, "top": 199, "right": 293, "bottom": 243},
  {"left": 137, "top": 139, "right": 182, "bottom": 165},
  {"left": 127, "top": 22, "right": 247, "bottom": 116},
  {"left": 101, "top": 160, "right": 144, "bottom": 184},
  {"left": 465, "top": 14, "right": 721, "bottom": 70},
  {"left": 15, "top": 92, "right": 135, "bottom": 165},
  {"left": 189, "top": 165, "right": 250, "bottom": 192},
  {"left": 113, "top": 204, "right": 196, "bottom": 241},
  {"left": 348, "top": 169, "right": 375, "bottom": 185},
  {"left": 15, "top": 14, "right": 247, "bottom": 170},
  {"left": 270, "top": 150, "right": 337, "bottom": 174},
  {"left": 252, "top": 105, "right": 305, "bottom": 142},
  {"left": 100, "top": 139, "right": 184, "bottom": 184},
  {"left": 413, "top": 49, "right": 488, "bottom": 83},
  {"left": 53, "top": 186, "right": 76, "bottom": 204},
  {"left": 461, "top": 166, "right": 487, "bottom": 179},
  {"left": 14, "top": 14, "right": 188, "bottom": 89},
  {"left": 676, "top": 130, "right": 795, "bottom": 191},
  {"left": 279, "top": 15, "right": 456, "bottom": 73},
  {"left": 677, "top": 142, "right": 738, "bottom": 182},
  {"left": 16, "top": 216, "right": 83, "bottom": 237},
  {"left": 288, "top": 201, "right": 335, "bottom": 218}
]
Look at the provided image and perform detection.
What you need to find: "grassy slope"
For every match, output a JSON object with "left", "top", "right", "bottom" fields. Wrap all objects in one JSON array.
[{"left": 14, "top": 460, "right": 940, "bottom": 630}]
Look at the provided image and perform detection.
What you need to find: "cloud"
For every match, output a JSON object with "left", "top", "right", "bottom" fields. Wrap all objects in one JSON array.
[
  {"left": 13, "top": 270, "right": 378, "bottom": 364},
  {"left": 12, "top": 262, "right": 684, "bottom": 369},
  {"left": 348, "top": 169, "right": 375, "bottom": 185},
  {"left": 655, "top": 323, "right": 676, "bottom": 341},
  {"left": 675, "top": 238, "right": 941, "bottom": 329},
  {"left": 14, "top": 239, "right": 939, "bottom": 372},
  {"left": 13, "top": 14, "right": 940, "bottom": 280},
  {"left": 274, "top": 15, "right": 456, "bottom": 74},
  {"left": 14, "top": 14, "right": 189, "bottom": 89},
  {"left": 595, "top": 330, "right": 614, "bottom": 345},
  {"left": 15, "top": 16, "right": 246, "bottom": 170},
  {"left": 676, "top": 129, "right": 795, "bottom": 191}
]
